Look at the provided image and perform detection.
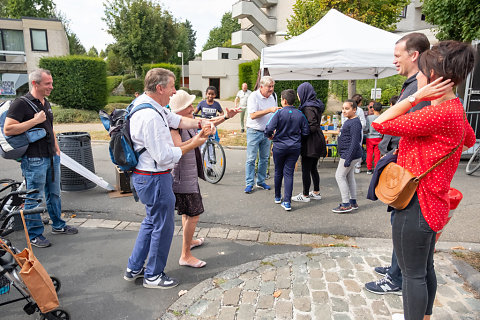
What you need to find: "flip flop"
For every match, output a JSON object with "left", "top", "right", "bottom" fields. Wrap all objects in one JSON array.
[
  {"left": 179, "top": 258, "right": 207, "bottom": 268},
  {"left": 190, "top": 237, "right": 205, "bottom": 250}
]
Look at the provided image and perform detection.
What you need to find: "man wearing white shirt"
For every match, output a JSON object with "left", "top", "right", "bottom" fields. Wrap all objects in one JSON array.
[
  {"left": 124, "top": 68, "right": 214, "bottom": 289},
  {"left": 244, "top": 76, "right": 281, "bottom": 193},
  {"left": 235, "top": 82, "right": 251, "bottom": 132}
]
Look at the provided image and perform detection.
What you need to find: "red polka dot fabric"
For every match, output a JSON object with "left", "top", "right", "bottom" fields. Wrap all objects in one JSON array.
[{"left": 373, "top": 98, "right": 477, "bottom": 232}]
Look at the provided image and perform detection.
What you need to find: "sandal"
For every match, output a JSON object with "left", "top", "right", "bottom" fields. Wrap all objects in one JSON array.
[
  {"left": 190, "top": 237, "right": 205, "bottom": 250},
  {"left": 179, "top": 258, "right": 206, "bottom": 268}
]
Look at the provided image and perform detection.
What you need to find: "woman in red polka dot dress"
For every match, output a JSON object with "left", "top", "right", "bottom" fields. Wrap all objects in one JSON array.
[{"left": 372, "top": 41, "right": 477, "bottom": 320}]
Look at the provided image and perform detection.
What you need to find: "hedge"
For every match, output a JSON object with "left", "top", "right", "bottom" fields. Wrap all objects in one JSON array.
[
  {"left": 238, "top": 59, "right": 260, "bottom": 90},
  {"left": 39, "top": 56, "right": 107, "bottom": 111},
  {"left": 141, "top": 63, "right": 181, "bottom": 88},
  {"left": 274, "top": 80, "right": 328, "bottom": 107},
  {"left": 107, "top": 76, "right": 123, "bottom": 94},
  {"left": 123, "top": 78, "right": 144, "bottom": 95},
  {"left": 238, "top": 59, "right": 328, "bottom": 107},
  {"left": 122, "top": 73, "right": 135, "bottom": 82}
]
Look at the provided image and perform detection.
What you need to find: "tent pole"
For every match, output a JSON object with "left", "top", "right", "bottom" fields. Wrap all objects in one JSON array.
[{"left": 374, "top": 76, "right": 378, "bottom": 102}]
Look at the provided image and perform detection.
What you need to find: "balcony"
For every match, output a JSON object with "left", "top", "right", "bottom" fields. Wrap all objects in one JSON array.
[
  {"left": 251, "top": 0, "right": 278, "bottom": 8},
  {"left": 232, "top": 0, "right": 277, "bottom": 34},
  {"left": 0, "top": 51, "right": 27, "bottom": 73},
  {"left": 232, "top": 29, "right": 267, "bottom": 57}
]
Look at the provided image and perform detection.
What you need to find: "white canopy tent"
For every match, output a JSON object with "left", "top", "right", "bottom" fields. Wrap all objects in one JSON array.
[{"left": 261, "top": 9, "right": 401, "bottom": 81}]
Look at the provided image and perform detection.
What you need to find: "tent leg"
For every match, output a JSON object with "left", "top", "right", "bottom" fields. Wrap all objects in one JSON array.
[{"left": 374, "top": 77, "right": 378, "bottom": 102}]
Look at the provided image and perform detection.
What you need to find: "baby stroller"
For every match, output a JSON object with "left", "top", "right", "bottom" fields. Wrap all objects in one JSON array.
[{"left": 0, "top": 183, "right": 70, "bottom": 320}]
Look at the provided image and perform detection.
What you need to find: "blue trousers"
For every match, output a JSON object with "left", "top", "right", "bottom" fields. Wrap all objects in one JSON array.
[
  {"left": 127, "top": 173, "right": 175, "bottom": 278},
  {"left": 21, "top": 155, "right": 65, "bottom": 240},
  {"left": 273, "top": 147, "right": 300, "bottom": 203},
  {"left": 245, "top": 128, "right": 272, "bottom": 187}
]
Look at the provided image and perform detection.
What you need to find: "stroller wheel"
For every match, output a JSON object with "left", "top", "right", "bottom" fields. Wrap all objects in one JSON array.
[
  {"left": 50, "top": 276, "right": 61, "bottom": 293},
  {"left": 43, "top": 309, "right": 70, "bottom": 320}
]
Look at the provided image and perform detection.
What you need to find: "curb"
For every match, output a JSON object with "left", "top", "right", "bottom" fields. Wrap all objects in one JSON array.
[{"left": 451, "top": 257, "right": 480, "bottom": 295}]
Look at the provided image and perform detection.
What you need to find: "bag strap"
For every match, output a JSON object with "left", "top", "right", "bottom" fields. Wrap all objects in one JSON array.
[
  {"left": 418, "top": 112, "right": 467, "bottom": 180},
  {"left": 19, "top": 96, "right": 41, "bottom": 114},
  {"left": 19, "top": 209, "right": 34, "bottom": 253}
]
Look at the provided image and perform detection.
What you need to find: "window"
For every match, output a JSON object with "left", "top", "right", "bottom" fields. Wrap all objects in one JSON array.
[
  {"left": 421, "top": 14, "right": 426, "bottom": 21},
  {"left": 0, "top": 29, "right": 25, "bottom": 51},
  {"left": 30, "top": 29, "right": 48, "bottom": 51},
  {"left": 238, "top": 54, "right": 242, "bottom": 59},
  {"left": 399, "top": 6, "right": 407, "bottom": 18},
  {"left": 221, "top": 52, "right": 229, "bottom": 59}
]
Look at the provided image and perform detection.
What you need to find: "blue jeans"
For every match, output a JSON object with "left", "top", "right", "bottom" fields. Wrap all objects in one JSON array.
[
  {"left": 388, "top": 211, "right": 403, "bottom": 288},
  {"left": 245, "top": 128, "right": 271, "bottom": 187},
  {"left": 273, "top": 147, "right": 300, "bottom": 203},
  {"left": 128, "top": 172, "right": 176, "bottom": 278},
  {"left": 21, "top": 155, "right": 65, "bottom": 240},
  {"left": 393, "top": 193, "right": 437, "bottom": 319}
]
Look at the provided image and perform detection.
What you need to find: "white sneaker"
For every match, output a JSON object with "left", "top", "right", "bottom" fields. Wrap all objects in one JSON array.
[
  {"left": 354, "top": 167, "right": 361, "bottom": 174},
  {"left": 391, "top": 314, "right": 404, "bottom": 320},
  {"left": 308, "top": 191, "right": 322, "bottom": 200},
  {"left": 291, "top": 193, "right": 310, "bottom": 202}
]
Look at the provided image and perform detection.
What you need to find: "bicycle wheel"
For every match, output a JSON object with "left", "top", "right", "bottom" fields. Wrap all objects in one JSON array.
[
  {"left": 466, "top": 146, "right": 480, "bottom": 175},
  {"left": 202, "top": 140, "right": 226, "bottom": 184}
]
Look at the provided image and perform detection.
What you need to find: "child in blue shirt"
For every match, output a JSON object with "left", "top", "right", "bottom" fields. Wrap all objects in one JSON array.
[
  {"left": 333, "top": 99, "right": 363, "bottom": 213},
  {"left": 265, "top": 89, "right": 309, "bottom": 211}
]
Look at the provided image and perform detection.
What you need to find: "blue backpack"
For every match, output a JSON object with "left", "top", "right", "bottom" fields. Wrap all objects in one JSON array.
[
  {"left": 100, "top": 103, "right": 165, "bottom": 171},
  {"left": 0, "top": 97, "right": 47, "bottom": 160}
]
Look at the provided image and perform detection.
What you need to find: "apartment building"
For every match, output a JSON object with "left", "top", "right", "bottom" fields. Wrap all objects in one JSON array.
[
  {"left": 232, "top": 0, "right": 435, "bottom": 60},
  {"left": 0, "top": 17, "right": 69, "bottom": 96}
]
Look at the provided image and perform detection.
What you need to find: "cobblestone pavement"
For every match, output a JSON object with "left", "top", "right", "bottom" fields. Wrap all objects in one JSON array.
[{"left": 65, "top": 217, "right": 480, "bottom": 320}]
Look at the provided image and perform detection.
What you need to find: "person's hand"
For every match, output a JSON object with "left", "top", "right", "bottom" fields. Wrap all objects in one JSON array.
[
  {"left": 33, "top": 110, "right": 46, "bottom": 124},
  {"left": 270, "top": 106, "right": 281, "bottom": 113},
  {"left": 393, "top": 149, "right": 399, "bottom": 155},
  {"left": 226, "top": 107, "right": 242, "bottom": 119},
  {"left": 200, "top": 119, "right": 212, "bottom": 129},
  {"left": 414, "top": 77, "right": 454, "bottom": 103}
]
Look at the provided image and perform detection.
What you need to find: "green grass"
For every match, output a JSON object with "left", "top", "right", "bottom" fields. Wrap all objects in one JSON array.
[{"left": 107, "top": 95, "right": 135, "bottom": 104}]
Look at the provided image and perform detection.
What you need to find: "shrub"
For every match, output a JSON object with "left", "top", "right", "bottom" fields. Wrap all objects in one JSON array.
[
  {"left": 238, "top": 59, "right": 260, "bottom": 90},
  {"left": 122, "top": 73, "right": 135, "bottom": 82},
  {"left": 39, "top": 56, "right": 107, "bottom": 111},
  {"left": 179, "top": 87, "right": 191, "bottom": 94},
  {"left": 141, "top": 63, "right": 181, "bottom": 88},
  {"left": 190, "top": 90, "right": 202, "bottom": 98},
  {"left": 52, "top": 106, "right": 100, "bottom": 123},
  {"left": 103, "top": 103, "right": 130, "bottom": 114},
  {"left": 274, "top": 80, "right": 328, "bottom": 107},
  {"left": 107, "top": 76, "right": 123, "bottom": 94},
  {"left": 123, "top": 78, "right": 144, "bottom": 94}
]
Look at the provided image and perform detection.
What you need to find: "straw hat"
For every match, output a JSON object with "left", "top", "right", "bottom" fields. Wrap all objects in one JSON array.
[{"left": 169, "top": 90, "right": 196, "bottom": 114}]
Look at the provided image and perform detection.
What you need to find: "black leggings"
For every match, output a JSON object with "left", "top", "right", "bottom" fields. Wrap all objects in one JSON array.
[
  {"left": 301, "top": 156, "right": 320, "bottom": 195},
  {"left": 393, "top": 193, "right": 437, "bottom": 320}
]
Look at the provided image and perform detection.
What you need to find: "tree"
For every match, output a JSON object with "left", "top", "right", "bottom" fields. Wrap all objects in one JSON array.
[
  {"left": 286, "top": 0, "right": 410, "bottom": 37},
  {"left": 422, "top": 0, "right": 480, "bottom": 42},
  {"left": 170, "top": 19, "right": 197, "bottom": 65},
  {"left": 87, "top": 46, "right": 99, "bottom": 57},
  {"left": 3, "top": 0, "right": 56, "bottom": 18},
  {"left": 202, "top": 12, "right": 241, "bottom": 52},
  {"left": 67, "top": 32, "right": 87, "bottom": 55},
  {"left": 103, "top": 0, "right": 177, "bottom": 76}
]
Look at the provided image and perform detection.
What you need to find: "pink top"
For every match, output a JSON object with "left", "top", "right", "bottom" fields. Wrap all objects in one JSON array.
[{"left": 372, "top": 98, "right": 476, "bottom": 232}]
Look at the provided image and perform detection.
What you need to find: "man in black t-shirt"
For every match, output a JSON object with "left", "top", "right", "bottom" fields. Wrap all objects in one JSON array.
[{"left": 4, "top": 69, "right": 78, "bottom": 248}]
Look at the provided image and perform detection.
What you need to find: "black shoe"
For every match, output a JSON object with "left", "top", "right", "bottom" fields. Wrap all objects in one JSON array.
[
  {"left": 365, "top": 275, "right": 402, "bottom": 295},
  {"left": 31, "top": 235, "right": 51, "bottom": 248},
  {"left": 124, "top": 267, "right": 145, "bottom": 281},
  {"left": 143, "top": 272, "right": 179, "bottom": 289},
  {"left": 374, "top": 265, "right": 391, "bottom": 276},
  {"left": 52, "top": 225, "right": 78, "bottom": 235}
]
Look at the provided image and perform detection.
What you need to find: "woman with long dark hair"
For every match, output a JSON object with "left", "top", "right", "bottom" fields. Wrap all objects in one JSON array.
[
  {"left": 373, "top": 40, "right": 477, "bottom": 320},
  {"left": 291, "top": 82, "right": 327, "bottom": 203}
]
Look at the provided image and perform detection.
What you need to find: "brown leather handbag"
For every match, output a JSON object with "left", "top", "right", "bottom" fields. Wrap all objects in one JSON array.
[{"left": 375, "top": 116, "right": 465, "bottom": 210}]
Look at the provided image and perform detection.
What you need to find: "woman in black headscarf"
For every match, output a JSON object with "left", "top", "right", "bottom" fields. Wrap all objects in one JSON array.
[{"left": 291, "top": 82, "right": 327, "bottom": 203}]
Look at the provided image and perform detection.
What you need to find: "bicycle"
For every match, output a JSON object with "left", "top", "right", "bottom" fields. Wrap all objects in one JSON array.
[
  {"left": 193, "top": 115, "right": 227, "bottom": 184},
  {"left": 466, "top": 144, "right": 480, "bottom": 175}
]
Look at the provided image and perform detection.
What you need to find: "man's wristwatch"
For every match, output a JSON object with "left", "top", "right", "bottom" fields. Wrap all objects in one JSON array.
[{"left": 407, "top": 95, "right": 417, "bottom": 106}]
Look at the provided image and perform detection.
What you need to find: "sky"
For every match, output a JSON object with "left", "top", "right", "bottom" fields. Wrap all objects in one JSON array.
[{"left": 55, "top": 0, "right": 236, "bottom": 54}]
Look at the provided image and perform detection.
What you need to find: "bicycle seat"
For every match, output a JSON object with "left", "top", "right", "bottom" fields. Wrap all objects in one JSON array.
[{"left": 0, "top": 251, "right": 16, "bottom": 272}]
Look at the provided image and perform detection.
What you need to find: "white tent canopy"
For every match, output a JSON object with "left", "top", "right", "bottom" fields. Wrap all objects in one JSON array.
[{"left": 261, "top": 9, "right": 401, "bottom": 81}]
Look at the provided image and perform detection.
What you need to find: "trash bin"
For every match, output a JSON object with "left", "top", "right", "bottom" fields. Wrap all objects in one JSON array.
[{"left": 57, "top": 132, "right": 96, "bottom": 191}]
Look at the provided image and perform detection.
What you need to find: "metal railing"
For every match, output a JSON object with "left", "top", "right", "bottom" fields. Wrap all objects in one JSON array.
[{"left": 466, "top": 111, "right": 480, "bottom": 140}]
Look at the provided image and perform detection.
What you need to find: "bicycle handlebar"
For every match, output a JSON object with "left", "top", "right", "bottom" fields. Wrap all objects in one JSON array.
[{"left": 0, "top": 207, "right": 46, "bottom": 237}]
